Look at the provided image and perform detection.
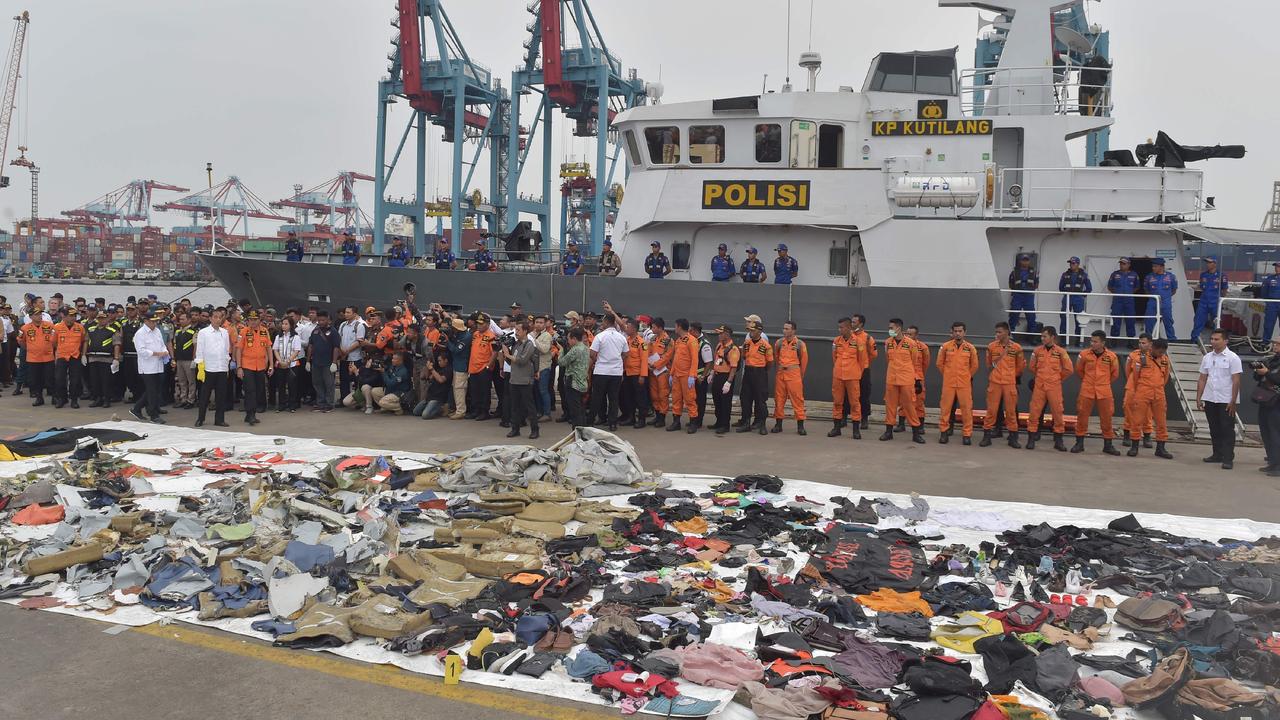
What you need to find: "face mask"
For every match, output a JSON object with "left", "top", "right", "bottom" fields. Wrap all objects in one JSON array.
[{"left": 887, "top": 329, "right": 899, "bottom": 338}]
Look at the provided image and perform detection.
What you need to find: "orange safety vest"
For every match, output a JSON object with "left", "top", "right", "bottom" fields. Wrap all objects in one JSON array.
[
  {"left": 649, "top": 332, "right": 674, "bottom": 374},
  {"left": 774, "top": 336, "right": 807, "bottom": 375},
  {"left": 986, "top": 340, "right": 1025, "bottom": 385},
  {"left": 1076, "top": 349, "right": 1119, "bottom": 399},
  {"left": 1129, "top": 350, "right": 1170, "bottom": 396},
  {"left": 936, "top": 340, "right": 979, "bottom": 388},
  {"left": 20, "top": 321, "right": 57, "bottom": 362},
  {"left": 670, "top": 334, "right": 698, "bottom": 378},
  {"left": 469, "top": 329, "right": 496, "bottom": 374},
  {"left": 713, "top": 340, "right": 740, "bottom": 373},
  {"left": 623, "top": 334, "right": 649, "bottom": 377},
  {"left": 742, "top": 336, "right": 773, "bottom": 368},
  {"left": 54, "top": 322, "right": 86, "bottom": 360},
  {"left": 237, "top": 327, "right": 272, "bottom": 371},
  {"left": 831, "top": 334, "right": 864, "bottom": 381},
  {"left": 1031, "top": 344, "right": 1074, "bottom": 386}
]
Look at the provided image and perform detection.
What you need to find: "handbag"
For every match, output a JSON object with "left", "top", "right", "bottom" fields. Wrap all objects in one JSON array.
[{"left": 1250, "top": 382, "right": 1279, "bottom": 406}]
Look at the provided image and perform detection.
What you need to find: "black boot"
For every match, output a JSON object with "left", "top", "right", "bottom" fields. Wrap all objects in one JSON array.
[
  {"left": 939, "top": 432, "right": 949, "bottom": 444},
  {"left": 633, "top": 415, "right": 646, "bottom": 429},
  {"left": 962, "top": 435, "right": 972, "bottom": 446},
  {"left": 859, "top": 418, "right": 869, "bottom": 430},
  {"left": 1155, "top": 441, "right": 1173, "bottom": 459},
  {"left": 1007, "top": 431, "right": 1022, "bottom": 449},
  {"left": 1142, "top": 433, "right": 1153, "bottom": 449},
  {"left": 1070, "top": 437, "right": 1085, "bottom": 453},
  {"left": 1025, "top": 433, "right": 1039, "bottom": 450},
  {"left": 895, "top": 419, "right": 906, "bottom": 433},
  {"left": 1102, "top": 439, "right": 1120, "bottom": 456},
  {"left": 770, "top": 419, "right": 783, "bottom": 434},
  {"left": 735, "top": 422, "right": 754, "bottom": 433},
  {"left": 686, "top": 419, "right": 699, "bottom": 434},
  {"left": 70, "top": 399, "right": 79, "bottom": 409},
  {"left": 979, "top": 430, "right": 992, "bottom": 447},
  {"left": 796, "top": 420, "right": 806, "bottom": 436},
  {"left": 992, "top": 426, "right": 1004, "bottom": 438},
  {"left": 911, "top": 426, "right": 925, "bottom": 444},
  {"left": 1127, "top": 442, "right": 1139, "bottom": 457},
  {"left": 1053, "top": 433, "right": 1068, "bottom": 452},
  {"left": 879, "top": 426, "right": 894, "bottom": 441},
  {"left": 1122, "top": 436, "right": 1131, "bottom": 447},
  {"left": 851, "top": 425, "right": 861, "bottom": 440},
  {"left": 650, "top": 413, "right": 666, "bottom": 428},
  {"left": 666, "top": 418, "right": 682, "bottom": 432},
  {"left": 827, "top": 422, "right": 842, "bottom": 438},
  {"left": 732, "top": 418, "right": 749, "bottom": 429}
]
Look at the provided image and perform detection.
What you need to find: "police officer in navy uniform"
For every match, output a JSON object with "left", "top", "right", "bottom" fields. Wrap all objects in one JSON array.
[
  {"left": 284, "top": 232, "right": 304, "bottom": 262},
  {"left": 472, "top": 238, "right": 496, "bottom": 271},
  {"left": 387, "top": 237, "right": 412, "bottom": 268},
  {"left": 1058, "top": 256, "right": 1092, "bottom": 345},
  {"left": 562, "top": 240, "right": 584, "bottom": 276},
  {"left": 1261, "top": 261, "right": 1280, "bottom": 341},
  {"left": 1107, "top": 257, "right": 1140, "bottom": 341},
  {"left": 773, "top": 244, "right": 798, "bottom": 285},
  {"left": 340, "top": 231, "right": 361, "bottom": 266},
  {"left": 1008, "top": 253, "right": 1039, "bottom": 334},
  {"left": 710, "top": 243, "right": 736, "bottom": 281},
  {"left": 645, "top": 241, "right": 671, "bottom": 279},
  {"left": 432, "top": 238, "right": 456, "bottom": 270},
  {"left": 1192, "top": 255, "right": 1229, "bottom": 337},
  {"left": 740, "top": 247, "right": 766, "bottom": 283},
  {"left": 1143, "top": 256, "right": 1178, "bottom": 339}
]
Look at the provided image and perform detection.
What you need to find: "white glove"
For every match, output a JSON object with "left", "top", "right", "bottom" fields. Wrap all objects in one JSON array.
[
  {"left": 329, "top": 363, "right": 338, "bottom": 373},
  {"left": 110, "top": 360, "right": 120, "bottom": 374},
  {"left": 190, "top": 360, "right": 198, "bottom": 369},
  {"left": 305, "top": 362, "right": 312, "bottom": 372},
  {"left": 722, "top": 381, "right": 731, "bottom": 394},
  {"left": 80, "top": 355, "right": 88, "bottom": 366},
  {"left": 687, "top": 376, "right": 695, "bottom": 389}
]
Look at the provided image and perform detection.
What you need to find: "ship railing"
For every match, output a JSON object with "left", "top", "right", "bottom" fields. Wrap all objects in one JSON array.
[
  {"left": 1216, "top": 296, "right": 1280, "bottom": 348},
  {"left": 960, "top": 65, "right": 1112, "bottom": 117},
  {"left": 994, "top": 167, "right": 1204, "bottom": 222},
  {"left": 998, "top": 288, "right": 1164, "bottom": 345},
  {"left": 209, "top": 239, "right": 242, "bottom": 256}
]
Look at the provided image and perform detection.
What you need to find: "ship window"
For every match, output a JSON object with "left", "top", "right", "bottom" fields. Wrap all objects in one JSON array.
[
  {"left": 755, "top": 123, "right": 782, "bottom": 163},
  {"left": 818, "top": 124, "right": 843, "bottom": 168},
  {"left": 914, "top": 55, "right": 956, "bottom": 94},
  {"left": 671, "top": 241, "right": 691, "bottom": 270},
  {"left": 624, "top": 130, "right": 642, "bottom": 165},
  {"left": 869, "top": 52, "right": 957, "bottom": 95},
  {"left": 828, "top": 244, "right": 849, "bottom": 277},
  {"left": 688, "top": 125, "right": 724, "bottom": 164},
  {"left": 645, "top": 126, "right": 681, "bottom": 164},
  {"left": 871, "top": 53, "right": 915, "bottom": 92}
]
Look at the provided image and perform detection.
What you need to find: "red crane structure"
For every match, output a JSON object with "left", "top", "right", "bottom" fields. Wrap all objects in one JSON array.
[
  {"left": 155, "top": 176, "right": 291, "bottom": 246},
  {"left": 63, "top": 179, "right": 189, "bottom": 228},
  {"left": 270, "top": 171, "right": 375, "bottom": 248}
]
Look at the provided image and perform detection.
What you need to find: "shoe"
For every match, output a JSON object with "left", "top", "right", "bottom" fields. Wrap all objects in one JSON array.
[
  {"left": 1007, "top": 431, "right": 1021, "bottom": 449},
  {"left": 979, "top": 431, "right": 992, "bottom": 447},
  {"left": 895, "top": 421, "right": 906, "bottom": 432},
  {"left": 475, "top": 413, "right": 492, "bottom": 421},
  {"left": 757, "top": 423, "right": 768, "bottom": 435},
  {"left": 499, "top": 420, "right": 510, "bottom": 428},
  {"left": 365, "top": 407, "right": 374, "bottom": 415},
  {"left": 89, "top": 400, "right": 103, "bottom": 408},
  {"left": 1102, "top": 440, "right": 1120, "bottom": 456},
  {"left": 911, "top": 427, "right": 925, "bottom": 444},
  {"left": 735, "top": 423, "right": 754, "bottom": 433},
  {"left": 1222, "top": 462, "right": 1233, "bottom": 470},
  {"left": 1127, "top": 443, "right": 1139, "bottom": 457},
  {"left": 651, "top": 413, "right": 666, "bottom": 428},
  {"left": 1122, "top": 437, "right": 1131, "bottom": 447},
  {"left": 860, "top": 418, "right": 869, "bottom": 430},
  {"left": 1064, "top": 568, "right": 1084, "bottom": 594},
  {"left": 851, "top": 426, "right": 861, "bottom": 440},
  {"left": 128, "top": 408, "right": 145, "bottom": 422},
  {"left": 1025, "top": 433, "right": 1038, "bottom": 450},
  {"left": 770, "top": 420, "right": 783, "bottom": 433},
  {"left": 1268, "top": 468, "right": 1280, "bottom": 478},
  {"left": 1143, "top": 433, "right": 1153, "bottom": 449},
  {"left": 1012, "top": 583, "right": 1027, "bottom": 601},
  {"left": 715, "top": 425, "right": 728, "bottom": 435},
  {"left": 1155, "top": 442, "right": 1173, "bottom": 459},
  {"left": 633, "top": 420, "right": 646, "bottom": 429},
  {"left": 1070, "top": 438, "right": 1085, "bottom": 453},
  {"left": 962, "top": 436, "right": 972, "bottom": 446},
  {"left": 828, "top": 425, "right": 842, "bottom": 438},
  {"left": 506, "top": 429, "right": 520, "bottom": 438},
  {"left": 151, "top": 417, "right": 166, "bottom": 424},
  {"left": 879, "top": 427, "right": 893, "bottom": 441},
  {"left": 10, "top": 385, "right": 21, "bottom": 396},
  {"left": 195, "top": 421, "right": 204, "bottom": 427},
  {"left": 686, "top": 423, "right": 698, "bottom": 434},
  {"left": 1031, "top": 582, "right": 1050, "bottom": 603},
  {"left": 215, "top": 421, "right": 230, "bottom": 427},
  {"left": 1203, "top": 455, "right": 1223, "bottom": 463},
  {"left": 1260, "top": 465, "right": 1277, "bottom": 473},
  {"left": 32, "top": 397, "right": 44, "bottom": 406},
  {"left": 1053, "top": 433, "right": 1067, "bottom": 452},
  {"left": 158, "top": 408, "right": 167, "bottom": 414},
  {"left": 666, "top": 419, "right": 682, "bottom": 432},
  {"left": 529, "top": 429, "right": 539, "bottom": 440},
  {"left": 796, "top": 421, "right": 806, "bottom": 436},
  {"left": 939, "top": 432, "right": 949, "bottom": 444},
  {"left": 608, "top": 423, "right": 618, "bottom": 431},
  {"left": 449, "top": 412, "right": 465, "bottom": 420}
]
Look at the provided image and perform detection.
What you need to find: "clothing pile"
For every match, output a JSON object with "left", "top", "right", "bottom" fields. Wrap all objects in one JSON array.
[{"left": 3, "top": 425, "right": 1280, "bottom": 720}]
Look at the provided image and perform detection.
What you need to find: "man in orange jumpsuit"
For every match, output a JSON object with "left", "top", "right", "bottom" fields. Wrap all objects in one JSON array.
[
  {"left": 234, "top": 309, "right": 274, "bottom": 425},
  {"left": 647, "top": 318, "right": 675, "bottom": 427},
  {"left": 1074, "top": 329, "right": 1122, "bottom": 455},
  {"left": 736, "top": 319, "right": 773, "bottom": 434},
  {"left": 19, "top": 307, "right": 57, "bottom": 406},
  {"left": 52, "top": 308, "right": 87, "bottom": 408},
  {"left": 880, "top": 318, "right": 925, "bottom": 443},
  {"left": 900, "top": 325, "right": 931, "bottom": 432},
  {"left": 1026, "top": 326, "right": 1074, "bottom": 451},
  {"left": 829, "top": 317, "right": 865, "bottom": 439},
  {"left": 772, "top": 320, "right": 808, "bottom": 435},
  {"left": 981, "top": 321, "right": 1025, "bottom": 448},
  {"left": 622, "top": 317, "right": 649, "bottom": 428},
  {"left": 466, "top": 312, "right": 497, "bottom": 420},
  {"left": 1122, "top": 333, "right": 1155, "bottom": 449},
  {"left": 936, "top": 321, "right": 979, "bottom": 444},
  {"left": 667, "top": 318, "right": 701, "bottom": 433},
  {"left": 1126, "top": 337, "right": 1174, "bottom": 458}
]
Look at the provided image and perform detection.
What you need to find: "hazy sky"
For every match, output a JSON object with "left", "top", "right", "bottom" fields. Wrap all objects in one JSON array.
[{"left": 5, "top": 0, "right": 1276, "bottom": 232}]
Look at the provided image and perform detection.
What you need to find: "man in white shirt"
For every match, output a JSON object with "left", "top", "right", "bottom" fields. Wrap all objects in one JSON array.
[
  {"left": 130, "top": 310, "right": 170, "bottom": 424},
  {"left": 194, "top": 307, "right": 233, "bottom": 427},
  {"left": 337, "top": 306, "right": 367, "bottom": 400},
  {"left": 1196, "top": 328, "right": 1242, "bottom": 470},
  {"left": 589, "top": 312, "right": 629, "bottom": 429}
]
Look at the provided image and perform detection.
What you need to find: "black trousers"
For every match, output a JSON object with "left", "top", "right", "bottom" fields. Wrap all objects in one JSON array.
[
  {"left": 53, "top": 358, "right": 83, "bottom": 403},
  {"left": 467, "top": 368, "right": 492, "bottom": 417},
  {"left": 510, "top": 382, "right": 538, "bottom": 432},
  {"left": 739, "top": 366, "right": 768, "bottom": 427},
  {"left": 1260, "top": 401, "right": 1280, "bottom": 467},
  {"left": 27, "top": 361, "right": 53, "bottom": 400},
  {"left": 132, "top": 372, "right": 163, "bottom": 420},
  {"left": 860, "top": 374, "right": 872, "bottom": 423},
  {"left": 589, "top": 374, "right": 622, "bottom": 426},
  {"left": 1203, "top": 401, "right": 1236, "bottom": 463},
  {"left": 493, "top": 373, "right": 506, "bottom": 419},
  {"left": 241, "top": 369, "right": 266, "bottom": 420},
  {"left": 620, "top": 375, "right": 649, "bottom": 423},
  {"left": 87, "top": 361, "right": 112, "bottom": 403},
  {"left": 564, "top": 386, "right": 584, "bottom": 427},
  {"left": 711, "top": 372, "right": 733, "bottom": 428},
  {"left": 198, "top": 371, "right": 229, "bottom": 424},
  {"left": 120, "top": 355, "right": 140, "bottom": 400},
  {"left": 695, "top": 377, "right": 709, "bottom": 422},
  {"left": 339, "top": 359, "right": 357, "bottom": 400},
  {"left": 282, "top": 365, "right": 303, "bottom": 410}
]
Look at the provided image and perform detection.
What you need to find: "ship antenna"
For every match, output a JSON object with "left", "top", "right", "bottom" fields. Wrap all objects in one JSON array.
[
  {"left": 808, "top": 0, "right": 814, "bottom": 50},
  {"left": 785, "top": 0, "right": 791, "bottom": 90}
]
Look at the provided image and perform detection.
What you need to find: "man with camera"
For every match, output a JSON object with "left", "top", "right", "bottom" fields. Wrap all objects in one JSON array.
[{"left": 500, "top": 319, "right": 539, "bottom": 439}]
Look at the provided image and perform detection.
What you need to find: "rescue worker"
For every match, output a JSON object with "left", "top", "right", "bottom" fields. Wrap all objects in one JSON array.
[
  {"left": 828, "top": 317, "right": 864, "bottom": 439},
  {"left": 1008, "top": 253, "right": 1039, "bottom": 334},
  {"left": 1107, "top": 258, "right": 1140, "bottom": 341},
  {"left": 466, "top": 312, "right": 497, "bottom": 420},
  {"left": 667, "top": 318, "right": 700, "bottom": 433},
  {"left": 936, "top": 321, "right": 979, "bottom": 444},
  {"left": 1058, "top": 256, "right": 1092, "bottom": 345},
  {"left": 388, "top": 236, "right": 412, "bottom": 268},
  {"left": 1122, "top": 333, "right": 1155, "bottom": 448},
  {"left": 340, "top": 231, "right": 361, "bottom": 265},
  {"left": 51, "top": 308, "right": 86, "bottom": 408},
  {"left": 1143, "top": 257, "right": 1178, "bottom": 339},
  {"left": 710, "top": 324, "right": 740, "bottom": 434},
  {"left": 1192, "top": 255, "right": 1228, "bottom": 337},
  {"left": 1261, "top": 261, "right": 1280, "bottom": 342},
  {"left": 880, "top": 318, "right": 925, "bottom": 443},
  {"left": 981, "top": 321, "right": 1025, "bottom": 448},
  {"left": 284, "top": 231, "right": 304, "bottom": 262},
  {"left": 900, "top": 325, "right": 930, "bottom": 432},
  {"left": 472, "top": 238, "right": 496, "bottom": 271},
  {"left": 1126, "top": 337, "right": 1175, "bottom": 458},
  {"left": 710, "top": 243, "right": 736, "bottom": 281},
  {"left": 644, "top": 241, "right": 672, "bottom": 279},
  {"left": 852, "top": 314, "right": 876, "bottom": 428},
  {"left": 234, "top": 309, "right": 274, "bottom": 425},
  {"left": 561, "top": 240, "right": 584, "bottom": 276},
  {"left": 1025, "top": 326, "right": 1074, "bottom": 451},
  {"left": 19, "top": 304, "right": 56, "bottom": 405},
  {"left": 598, "top": 239, "right": 621, "bottom": 277},
  {"left": 740, "top": 247, "right": 767, "bottom": 283},
  {"left": 646, "top": 318, "right": 674, "bottom": 427},
  {"left": 771, "top": 320, "right": 808, "bottom": 435},
  {"left": 84, "top": 306, "right": 121, "bottom": 408},
  {"left": 773, "top": 244, "right": 798, "bottom": 285},
  {"left": 433, "top": 238, "right": 457, "bottom": 270},
  {"left": 1073, "top": 329, "right": 1121, "bottom": 455},
  {"left": 736, "top": 318, "right": 773, "bottom": 434},
  {"left": 621, "top": 316, "right": 649, "bottom": 427}
]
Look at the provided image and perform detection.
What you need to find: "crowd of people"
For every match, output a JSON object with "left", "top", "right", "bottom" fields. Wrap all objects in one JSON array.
[{"left": 4, "top": 287, "right": 1280, "bottom": 469}]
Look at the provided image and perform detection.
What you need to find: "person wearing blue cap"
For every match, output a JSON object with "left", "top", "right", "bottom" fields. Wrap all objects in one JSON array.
[
  {"left": 387, "top": 236, "right": 412, "bottom": 268},
  {"left": 1008, "top": 253, "right": 1039, "bottom": 334},
  {"left": 1143, "top": 257, "right": 1178, "bottom": 339},
  {"left": 598, "top": 239, "right": 621, "bottom": 276},
  {"left": 710, "top": 243, "right": 736, "bottom": 281},
  {"left": 340, "top": 231, "right": 361, "bottom": 266},
  {"left": 773, "top": 244, "right": 798, "bottom": 285},
  {"left": 1058, "top": 256, "right": 1092, "bottom": 345},
  {"left": 471, "top": 238, "right": 496, "bottom": 271},
  {"left": 644, "top": 241, "right": 671, "bottom": 279},
  {"left": 1107, "top": 258, "right": 1140, "bottom": 342},
  {"left": 1260, "top": 261, "right": 1280, "bottom": 341},
  {"left": 740, "top": 248, "right": 766, "bottom": 283},
  {"left": 284, "top": 231, "right": 304, "bottom": 263},
  {"left": 1192, "top": 256, "right": 1228, "bottom": 337},
  {"left": 432, "top": 237, "right": 456, "bottom": 270},
  {"left": 561, "top": 240, "right": 584, "bottom": 276}
]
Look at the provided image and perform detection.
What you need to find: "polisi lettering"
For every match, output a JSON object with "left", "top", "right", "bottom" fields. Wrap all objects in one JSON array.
[{"left": 702, "top": 180, "right": 810, "bottom": 210}]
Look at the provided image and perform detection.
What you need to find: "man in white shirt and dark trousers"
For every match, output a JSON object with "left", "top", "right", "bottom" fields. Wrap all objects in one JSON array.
[
  {"left": 130, "top": 310, "right": 170, "bottom": 424},
  {"left": 194, "top": 307, "right": 232, "bottom": 427},
  {"left": 1196, "top": 328, "right": 1242, "bottom": 470},
  {"left": 589, "top": 312, "right": 628, "bottom": 430}
]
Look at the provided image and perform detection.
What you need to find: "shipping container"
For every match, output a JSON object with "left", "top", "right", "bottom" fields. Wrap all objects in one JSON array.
[{"left": 243, "top": 240, "right": 283, "bottom": 252}]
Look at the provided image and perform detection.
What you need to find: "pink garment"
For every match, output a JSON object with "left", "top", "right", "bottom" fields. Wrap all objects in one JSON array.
[
  {"left": 675, "top": 642, "right": 764, "bottom": 689},
  {"left": 1078, "top": 675, "right": 1126, "bottom": 706}
]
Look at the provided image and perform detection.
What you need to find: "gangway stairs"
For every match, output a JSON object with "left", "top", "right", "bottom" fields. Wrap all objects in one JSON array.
[{"left": 1166, "top": 341, "right": 1247, "bottom": 442}]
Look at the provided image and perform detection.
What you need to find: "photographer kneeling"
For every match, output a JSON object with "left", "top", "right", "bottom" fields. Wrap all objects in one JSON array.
[
  {"left": 501, "top": 320, "right": 540, "bottom": 439},
  {"left": 1253, "top": 338, "right": 1280, "bottom": 476}
]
